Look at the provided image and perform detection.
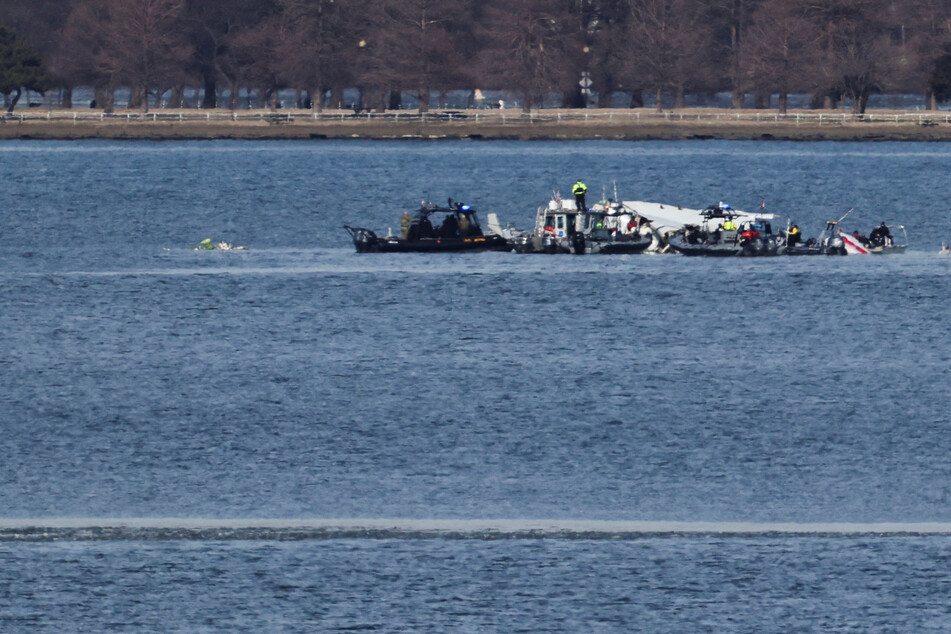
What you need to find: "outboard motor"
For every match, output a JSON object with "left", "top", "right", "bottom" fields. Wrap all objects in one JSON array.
[
  {"left": 347, "top": 227, "right": 379, "bottom": 253},
  {"left": 824, "top": 235, "right": 846, "bottom": 256},
  {"left": 571, "top": 233, "right": 586, "bottom": 255}
]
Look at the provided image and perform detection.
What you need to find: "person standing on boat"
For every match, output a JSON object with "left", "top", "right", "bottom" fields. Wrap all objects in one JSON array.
[
  {"left": 572, "top": 180, "right": 588, "bottom": 211},
  {"left": 400, "top": 211, "right": 412, "bottom": 239}
]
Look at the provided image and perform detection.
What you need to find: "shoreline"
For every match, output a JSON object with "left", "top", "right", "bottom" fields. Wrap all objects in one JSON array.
[{"left": 3, "top": 108, "right": 951, "bottom": 141}]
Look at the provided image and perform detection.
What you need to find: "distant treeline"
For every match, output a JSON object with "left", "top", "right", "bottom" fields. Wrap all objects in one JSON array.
[{"left": 2, "top": 0, "right": 951, "bottom": 115}]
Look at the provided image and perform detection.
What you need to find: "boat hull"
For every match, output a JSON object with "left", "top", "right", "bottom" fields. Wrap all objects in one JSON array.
[
  {"left": 346, "top": 226, "right": 509, "bottom": 253},
  {"left": 583, "top": 238, "right": 652, "bottom": 255},
  {"left": 669, "top": 236, "right": 778, "bottom": 257},
  {"left": 867, "top": 244, "right": 908, "bottom": 254},
  {"left": 781, "top": 244, "right": 845, "bottom": 256}
]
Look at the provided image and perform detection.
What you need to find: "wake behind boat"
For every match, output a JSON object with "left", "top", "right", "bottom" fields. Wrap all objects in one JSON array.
[{"left": 345, "top": 199, "right": 509, "bottom": 253}]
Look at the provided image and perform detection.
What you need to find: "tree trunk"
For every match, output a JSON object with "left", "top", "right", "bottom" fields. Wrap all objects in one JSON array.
[
  {"left": 731, "top": 89, "right": 744, "bottom": 109},
  {"left": 128, "top": 86, "right": 144, "bottom": 110},
  {"left": 388, "top": 90, "right": 401, "bottom": 110},
  {"left": 675, "top": 85, "right": 685, "bottom": 109},
  {"left": 521, "top": 91, "right": 532, "bottom": 113},
  {"left": 96, "top": 85, "right": 115, "bottom": 113},
  {"left": 754, "top": 88, "right": 769, "bottom": 109},
  {"left": 62, "top": 87, "right": 73, "bottom": 109},
  {"left": 856, "top": 93, "right": 869, "bottom": 114},
  {"left": 562, "top": 87, "right": 584, "bottom": 109},
  {"left": 226, "top": 80, "right": 237, "bottom": 110},
  {"left": 778, "top": 91, "right": 788, "bottom": 115},
  {"left": 418, "top": 87, "right": 430, "bottom": 113},
  {"left": 329, "top": 85, "right": 345, "bottom": 109},
  {"left": 6, "top": 88, "right": 21, "bottom": 113},
  {"left": 655, "top": 86, "right": 663, "bottom": 112},
  {"left": 202, "top": 75, "right": 217, "bottom": 109},
  {"left": 629, "top": 90, "right": 643, "bottom": 108},
  {"left": 927, "top": 89, "right": 937, "bottom": 111},
  {"left": 168, "top": 86, "right": 185, "bottom": 109}
]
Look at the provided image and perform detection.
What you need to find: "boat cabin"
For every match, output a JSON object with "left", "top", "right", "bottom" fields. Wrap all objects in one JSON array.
[
  {"left": 685, "top": 204, "right": 773, "bottom": 245},
  {"left": 407, "top": 201, "right": 485, "bottom": 241},
  {"left": 536, "top": 200, "right": 641, "bottom": 239}
]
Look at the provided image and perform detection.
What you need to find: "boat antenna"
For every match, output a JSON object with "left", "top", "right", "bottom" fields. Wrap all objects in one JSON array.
[{"left": 613, "top": 180, "right": 619, "bottom": 203}]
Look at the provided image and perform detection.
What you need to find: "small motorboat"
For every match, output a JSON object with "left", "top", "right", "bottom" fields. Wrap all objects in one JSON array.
[
  {"left": 864, "top": 224, "right": 909, "bottom": 254},
  {"left": 812, "top": 220, "right": 909, "bottom": 255},
  {"left": 344, "top": 199, "right": 509, "bottom": 253}
]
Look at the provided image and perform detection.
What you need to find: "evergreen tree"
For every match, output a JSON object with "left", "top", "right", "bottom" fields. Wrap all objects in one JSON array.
[{"left": 0, "top": 26, "right": 51, "bottom": 113}]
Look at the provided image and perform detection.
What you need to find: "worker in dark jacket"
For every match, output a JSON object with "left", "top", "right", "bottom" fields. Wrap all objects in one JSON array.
[{"left": 869, "top": 222, "right": 891, "bottom": 247}]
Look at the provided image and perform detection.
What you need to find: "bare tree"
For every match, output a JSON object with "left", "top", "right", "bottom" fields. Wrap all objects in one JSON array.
[
  {"left": 805, "top": 0, "right": 895, "bottom": 113},
  {"left": 275, "top": 0, "right": 364, "bottom": 111},
  {"left": 619, "top": 0, "right": 713, "bottom": 111},
  {"left": 893, "top": 0, "right": 951, "bottom": 109},
  {"left": 183, "top": 0, "right": 277, "bottom": 109},
  {"left": 706, "top": 0, "right": 762, "bottom": 108},
  {"left": 741, "top": 0, "right": 818, "bottom": 113},
  {"left": 577, "top": 0, "right": 649, "bottom": 106},
  {"left": 60, "top": 0, "right": 192, "bottom": 112},
  {"left": 362, "top": 0, "right": 472, "bottom": 113},
  {"left": 477, "top": 0, "right": 583, "bottom": 112}
]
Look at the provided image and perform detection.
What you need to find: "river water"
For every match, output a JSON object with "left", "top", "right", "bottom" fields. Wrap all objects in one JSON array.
[{"left": 2, "top": 139, "right": 951, "bottom": 631}]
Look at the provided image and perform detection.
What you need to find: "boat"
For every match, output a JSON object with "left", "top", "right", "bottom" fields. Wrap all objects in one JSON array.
[
  {"left": 775, "top": 221, "right": 845, "bottom": 255},
  {"left": 665, "top": 203, "right": 780, "bottom": 256},
  {"left": 344, "top": 199, "right": 510, "bottom": 253},
  {"left": 864, "top": 224, "right": 909, "bottom": 254},
  {"left": 803, "top": 217, "right": 909, "bottom": 255},
  {"left": 510, "top": 198, "right": 652, "bottom": 255}
]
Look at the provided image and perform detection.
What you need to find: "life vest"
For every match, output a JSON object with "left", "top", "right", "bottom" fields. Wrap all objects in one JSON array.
[{"left": 572, "top": 182, "right": 587, "bottom": 195}]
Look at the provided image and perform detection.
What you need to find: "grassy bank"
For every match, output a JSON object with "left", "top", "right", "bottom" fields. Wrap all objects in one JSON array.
[{"left": 2, "top": 108, "right": 951, "bottom": 141}]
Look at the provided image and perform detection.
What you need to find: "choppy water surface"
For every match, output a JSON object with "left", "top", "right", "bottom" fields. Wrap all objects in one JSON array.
[{"left": 2, "top": 139, "right": 951, "bottom": 631}]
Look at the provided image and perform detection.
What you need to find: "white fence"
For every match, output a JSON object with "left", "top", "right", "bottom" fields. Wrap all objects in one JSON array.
[{"left": 2, "top": 109, "right": 949, "bottom": 126}]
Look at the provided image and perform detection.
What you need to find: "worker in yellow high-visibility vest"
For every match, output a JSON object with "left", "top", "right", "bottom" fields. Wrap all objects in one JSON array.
[{"left": 572, "top": 180, "right": 588, "bottom": 211}]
